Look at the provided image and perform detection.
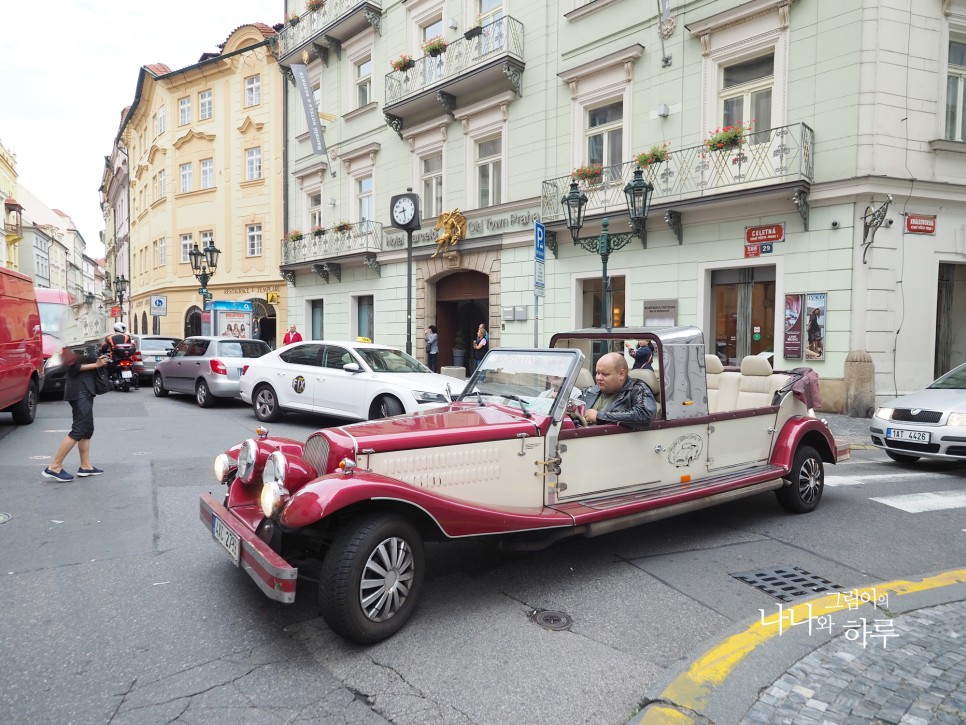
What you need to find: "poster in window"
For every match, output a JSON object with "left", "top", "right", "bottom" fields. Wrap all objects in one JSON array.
[
  {"left": 805, "top": 292, "right": 827, "bottom": 361},
  {"left": 783, "top": 294, "right": 804, "bottom": 360}
]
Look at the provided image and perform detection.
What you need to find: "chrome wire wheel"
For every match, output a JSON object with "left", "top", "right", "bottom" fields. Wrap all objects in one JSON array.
[{"left": 360, "top": 536, "right": 415, "bottom": 622}]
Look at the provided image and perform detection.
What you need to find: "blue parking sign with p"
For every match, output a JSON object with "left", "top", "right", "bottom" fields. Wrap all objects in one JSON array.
[{"left": 535, "top": 222, "right": 545, "bottom": 262}]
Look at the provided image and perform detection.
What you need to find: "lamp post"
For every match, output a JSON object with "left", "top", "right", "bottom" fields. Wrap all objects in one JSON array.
[
  {"left": 189, "top": 241, "right": 221, "bottom": 303},
  {"left": 115, "top": 274, "right": 128, "bottom": 322},
  {"left": 561, "top": 167, "right": 653, "bottom": 329}
]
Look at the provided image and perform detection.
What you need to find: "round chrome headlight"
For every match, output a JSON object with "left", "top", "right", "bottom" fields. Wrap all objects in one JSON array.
[
  {"left": 262, "top": 450, "right": 287, "bottom": 487},
  {"left": 213, "top": 453, "right": 234, "bottom": 483},
  {"left": 237, "top": 438, "right": 258, "bottom": 482}
]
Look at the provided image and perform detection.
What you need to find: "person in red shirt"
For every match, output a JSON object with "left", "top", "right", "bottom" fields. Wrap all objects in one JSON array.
[{"left": 283, "top": 324, "right": 303, "bottom": 345}]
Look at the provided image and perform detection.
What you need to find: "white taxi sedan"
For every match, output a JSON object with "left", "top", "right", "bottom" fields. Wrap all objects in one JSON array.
[{"left": 239, "top": 340, "right": 465, "bottom": 422}]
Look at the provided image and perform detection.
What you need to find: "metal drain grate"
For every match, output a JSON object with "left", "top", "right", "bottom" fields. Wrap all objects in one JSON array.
[
  {"left": 731, "top": 565, "right": 841, "bottom": 602},
  {"left": 530, "top": 609, "right": 573, "bottom": 630}
]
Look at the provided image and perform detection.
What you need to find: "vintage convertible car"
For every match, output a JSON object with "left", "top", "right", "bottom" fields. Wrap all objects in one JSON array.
[{"left": 199, "top": 327, "right": 843, "bottom": 644}]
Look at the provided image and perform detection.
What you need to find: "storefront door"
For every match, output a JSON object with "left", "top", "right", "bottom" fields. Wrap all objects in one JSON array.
[{"left": 711, "top": 267, "right": 775, "bottom": 365}]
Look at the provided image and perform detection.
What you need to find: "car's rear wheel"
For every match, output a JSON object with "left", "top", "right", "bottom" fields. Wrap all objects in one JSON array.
[
  {"left": 776, "top": 444, "right": 824, "bottom": 513},
  {"left": 319, "top": 514, "right": 425, "bottom": 644},
  {"left": 885, "top": 450, "right": 920, "bottom": 464},
  {"left": 196, "top": 379, "right": 215, "bottom": 408},
  {"left": 253, "top": 385, "right": 282, "bottom": 421},
  {"left": 153, "top": 374, "right": 168, "bottom": 397},
  {"left": 10, "top": 379, "right": 38, "bottom": 425},
  {"left": 371, "top": 395, "right": 404, "bottom": 419}
]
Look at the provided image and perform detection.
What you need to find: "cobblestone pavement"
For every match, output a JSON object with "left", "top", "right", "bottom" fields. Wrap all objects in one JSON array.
[
  {"left": 822, "top": 412, "right": 873, "bottom": 447},
  {"left": 741, "top": 601, "right": 966, "bottom": 724}
]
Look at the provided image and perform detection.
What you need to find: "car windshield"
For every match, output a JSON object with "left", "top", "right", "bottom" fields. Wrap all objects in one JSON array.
[
  {"left": 356, "top": 348, "right": 429, "bottom": 373},
  {"left": 38, "top": 302, "right": 67, "bottom": 336},
  {"left": 459, "top": 349, "right": 581, "bottom": 415},
  {"left": 928, "top": 363, "right": 966, "bottom": 389},
  {"left": 218, "top": 340, "right": 269, "bottom": 358}
]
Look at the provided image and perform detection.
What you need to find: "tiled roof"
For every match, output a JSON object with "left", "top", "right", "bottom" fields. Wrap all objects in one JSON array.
[
  {"left": 217, "top": 22, "right": 277, "bottom": 49},
  {"left": 143, "top": 63, "right": 172, "bottom": 76}
]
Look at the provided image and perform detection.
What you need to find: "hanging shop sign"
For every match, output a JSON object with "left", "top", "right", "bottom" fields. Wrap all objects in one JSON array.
[{"left": 904, "top": 214, "right": 936, "bottom": 235}]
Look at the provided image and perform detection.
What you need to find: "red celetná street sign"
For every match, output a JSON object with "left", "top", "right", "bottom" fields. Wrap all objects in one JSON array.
[
  {"left": 905, "top": 214, "right": 936, "bottom": 235},
  {"left": 745, "top": 223, "right": 785, "bottom": 245}
]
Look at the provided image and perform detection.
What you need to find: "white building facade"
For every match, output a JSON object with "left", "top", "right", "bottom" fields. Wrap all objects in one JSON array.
[{"left": 276, "top": 0, "right": 966, "bottom": 411}]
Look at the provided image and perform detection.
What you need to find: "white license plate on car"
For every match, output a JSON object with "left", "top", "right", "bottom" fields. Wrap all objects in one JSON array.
[
  {"left": 212, "top": 515, "right": 241, "bottom": 566},
  {"left": 121, "top": 370, "right": 132, "bottom": 379},
  {"left": 887, "top": 428, "right": 930, "bottom": 443},
  {"left": 155, "top": 356, "right": 163, "bottom": 362}
]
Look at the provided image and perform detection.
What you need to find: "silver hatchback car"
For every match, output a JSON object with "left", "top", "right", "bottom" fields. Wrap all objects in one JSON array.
[
  {"left": 132, "top": 334, "right": 182, "bottom": 384},
  {"left": 153, "top": 336, "right": 270, "bottom": 407}
]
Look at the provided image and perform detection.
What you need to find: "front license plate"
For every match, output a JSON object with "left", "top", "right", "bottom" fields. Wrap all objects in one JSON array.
[
  {"left": 887, "top": 428, "right": 930, "bottom": 443},
  {"left": 121, "top": 370, "right": 132, "bottom": 379},
  {"left": 212, "top": 515, "right": 241, "bottom": 566}
]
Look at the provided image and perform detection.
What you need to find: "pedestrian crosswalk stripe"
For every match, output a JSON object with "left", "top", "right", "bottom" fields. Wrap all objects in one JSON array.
[
  {"left": 825, "top": 472, "right": 926, "bottom": 487},
  {"left": 869, "top": 490, "right": 966, "bottom": 513}
]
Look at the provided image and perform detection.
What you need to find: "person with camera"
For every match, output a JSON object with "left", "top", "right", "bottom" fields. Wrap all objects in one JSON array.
[{"left": 42, "top": 347, "right": 109, "bottom": 481}]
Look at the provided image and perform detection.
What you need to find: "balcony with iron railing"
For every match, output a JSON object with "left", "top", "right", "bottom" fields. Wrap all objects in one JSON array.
[
  {"left": 541, "top": 123, "right": 814, "bottom": 224},
  {"left": 280, "top": 221, "right": 384, "bottom": 270},
  {"left": 383, "top": 16, "right": 524, "bottom": 130},
  {"left": 277, "top": 0, "right": 383, "bottom": 61}
]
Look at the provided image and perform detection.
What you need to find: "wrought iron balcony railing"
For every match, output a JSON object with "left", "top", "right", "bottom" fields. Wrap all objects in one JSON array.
[
  {"left": 277, "top": 0, "right": 382, "bottom": 59},
  {"left": 541, "top": 123, "right": 814, "bottom": 222},
  {"left": 385, "top": 16, "right": 524, "bottom": 106},
  {"left": 281, "top": 221, "right": 384, "bottom": 266}
]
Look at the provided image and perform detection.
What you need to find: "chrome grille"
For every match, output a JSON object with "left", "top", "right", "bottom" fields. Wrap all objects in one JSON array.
[
  {"left": 892, "top": 409, "right": 943, "bottom": 423},
  {"left": 304, "top": 434, "right": 331, "bottom": 475}
]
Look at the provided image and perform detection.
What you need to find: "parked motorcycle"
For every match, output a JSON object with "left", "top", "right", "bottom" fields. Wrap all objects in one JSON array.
[{"left": 107, "top": 342, "right": 138, "bottom": 392}]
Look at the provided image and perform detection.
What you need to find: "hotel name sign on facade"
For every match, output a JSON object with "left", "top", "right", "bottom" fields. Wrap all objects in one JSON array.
[{"left": 384, "top": 207, "right": 542, "bottom": 249}]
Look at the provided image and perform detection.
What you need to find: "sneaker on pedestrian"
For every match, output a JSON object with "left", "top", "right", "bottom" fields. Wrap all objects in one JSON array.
[
  {"left": 77, "top": 467, "right": 104, "bottom": 477},
  {"left": 42, "top": 467, "right": 74, "bottom": 482}
]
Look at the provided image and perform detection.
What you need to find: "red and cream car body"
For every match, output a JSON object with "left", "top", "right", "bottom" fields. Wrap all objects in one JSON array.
[{"left": 200, "top": 327, "right": 843, "bottom": 644}]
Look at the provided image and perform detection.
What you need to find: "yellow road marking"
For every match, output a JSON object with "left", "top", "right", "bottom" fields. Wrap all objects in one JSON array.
[{"left": 638, "top": 568, "right": 966, "bottom": 724}]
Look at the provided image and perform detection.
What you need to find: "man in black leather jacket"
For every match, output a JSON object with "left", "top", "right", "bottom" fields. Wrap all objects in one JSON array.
[{"left": 579, "top": 352, "right": 656, "bottom": 429}]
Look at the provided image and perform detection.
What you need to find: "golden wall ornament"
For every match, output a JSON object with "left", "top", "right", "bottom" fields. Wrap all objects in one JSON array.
[{"left": 432, "top": 208, "right": 467, "bottom": 257}]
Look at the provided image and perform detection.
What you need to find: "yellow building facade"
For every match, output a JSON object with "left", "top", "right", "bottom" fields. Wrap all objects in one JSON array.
[
  {"left": 118, "top": 23, "right": 286, "bottom": 344},
  {"left": 1, "top": 140, "right": 22, "bottom": 270}
]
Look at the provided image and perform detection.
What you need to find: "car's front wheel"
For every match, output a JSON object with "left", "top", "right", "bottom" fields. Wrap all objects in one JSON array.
[
  {"left": 319, "top": 514, "right": 425, "bottom": 644},
  {"left": 196, "top": 379, "right": 215, "bottom": 408},
  {"left": 776, "top": 444, "right": 824, "bottom": 513},
  {"left": 371, "top": 395, "right": 404, "bottom": 419},
  {"left": 253, "top": 385, "right": 282, "bottom": 421},
  {"left": 886, "top": 450, "right": 920, "bottom": 464},
  {"left": 153, "top": 374, "right": 168, "bottom": 397}
]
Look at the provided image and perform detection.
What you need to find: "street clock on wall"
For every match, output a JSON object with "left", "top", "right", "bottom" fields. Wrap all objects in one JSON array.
[{"left": 390, "top": 193, "right": 420, "bottom": 230}]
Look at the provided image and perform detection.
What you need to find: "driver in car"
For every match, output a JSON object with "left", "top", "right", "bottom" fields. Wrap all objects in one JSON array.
[{"left": 579, "top": 352, "right": 656, "bottom": 429}]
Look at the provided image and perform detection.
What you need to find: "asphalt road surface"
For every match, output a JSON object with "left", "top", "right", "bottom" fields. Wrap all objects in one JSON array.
[{"left": 1, "top": 390, "right": 963, "bottom": 724}]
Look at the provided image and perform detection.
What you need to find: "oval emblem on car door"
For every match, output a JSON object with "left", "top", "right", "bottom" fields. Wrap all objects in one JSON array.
[{"left": 293, "top": 376, "right": 306, "bottom": 394}]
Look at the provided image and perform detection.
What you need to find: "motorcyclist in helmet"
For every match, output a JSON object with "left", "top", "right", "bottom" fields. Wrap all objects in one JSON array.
[{"left": 102, "top": 322, "right": 131, "bottom": 352}]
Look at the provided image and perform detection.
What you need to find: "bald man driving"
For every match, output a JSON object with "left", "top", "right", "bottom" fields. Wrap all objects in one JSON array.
[{"left": 579, "top": 352, "right": 657, "bottom": 429}]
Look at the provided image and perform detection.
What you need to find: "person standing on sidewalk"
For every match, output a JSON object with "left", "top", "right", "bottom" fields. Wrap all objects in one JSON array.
[
  {"left": 283, "top": 324, "right": 303, "bottom": 345},
  {"left": 424, "top": 325, "right": 439, "bottom": 372},
  {"left": 470, "top": 323, "right": 489, "bottom": 375},
  {"left": 42, "top": 347, "right": 109, "bottom": 482}
]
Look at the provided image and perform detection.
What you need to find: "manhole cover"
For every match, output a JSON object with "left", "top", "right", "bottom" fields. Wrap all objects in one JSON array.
[
  {"left": 530, "top": 609, "right": 573, "bottom": 630},
  {"left": 731, "top": 565, "right": 840, "bottom": 602},
  {"left": 0, "top": 513, "right": 10, "bottom": 524}
]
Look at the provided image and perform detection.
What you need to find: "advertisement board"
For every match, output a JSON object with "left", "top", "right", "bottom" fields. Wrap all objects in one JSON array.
[{"left": 783, "top": 294, "right": 804, "bottom": 360}]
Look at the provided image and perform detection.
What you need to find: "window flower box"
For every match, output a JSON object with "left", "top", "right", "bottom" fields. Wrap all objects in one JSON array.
[
  {"left": 287, "top": 230, "right": 304, "bottom": 242},
  {"left": 335, "top": 221, "right": 352, "bottom": 233},
  {"left": 704, "top": 122, "right": 753, "bottom": 152},
  {"left": 571, "top": 164, "right": 604, "bottom": 184},
  {"left": 635, "top": 143, "right": 670, "bottom": 167},
  {"left": 306, "top": 0, "right": 325, "bottom": 11},
  {"left": 287, "top": 12, "right": 300, "bottom": 26},
  {"left": 311, "top": 225, "right": 325, "bottom": 238},
  {"left": 422, "top": 36, "right": 448, "bottom": 57},
  {"left": 391, "top": 54, "right": 415, "bottom": 72},
  {"left": 464, "top": 18, "right": 483, "bottom": 40}
]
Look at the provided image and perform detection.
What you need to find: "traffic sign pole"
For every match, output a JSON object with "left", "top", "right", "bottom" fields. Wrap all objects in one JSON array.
[{"left": 534, "top": 222, "right": 546, "bottom": 347}]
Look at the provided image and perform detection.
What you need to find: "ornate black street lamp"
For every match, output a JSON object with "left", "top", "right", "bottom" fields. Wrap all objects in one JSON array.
[
  {"left": 115, "top": 274, "right": 128, "bottom": 322},
  {"left": 561, "top": 167, "right": 653, "bottom": 329},
  {"left": 189, "top": 241, "right": 221, "bottom": 302}
]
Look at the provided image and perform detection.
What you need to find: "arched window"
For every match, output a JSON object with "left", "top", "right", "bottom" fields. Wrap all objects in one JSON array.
[
  {"left": 185, "top": 305, "right": 202, "bottom": 337},
  {"left": 141, "top": 311, "right": 148, "bottom": 335}
]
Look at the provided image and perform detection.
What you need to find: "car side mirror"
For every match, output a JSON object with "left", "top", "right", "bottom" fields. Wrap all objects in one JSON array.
[
  {"left": 167, "top": 349, "right": 177, "bottom": 357},
  {"left": 343, "top": 362, "right": 361, "bottom": 373}
]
